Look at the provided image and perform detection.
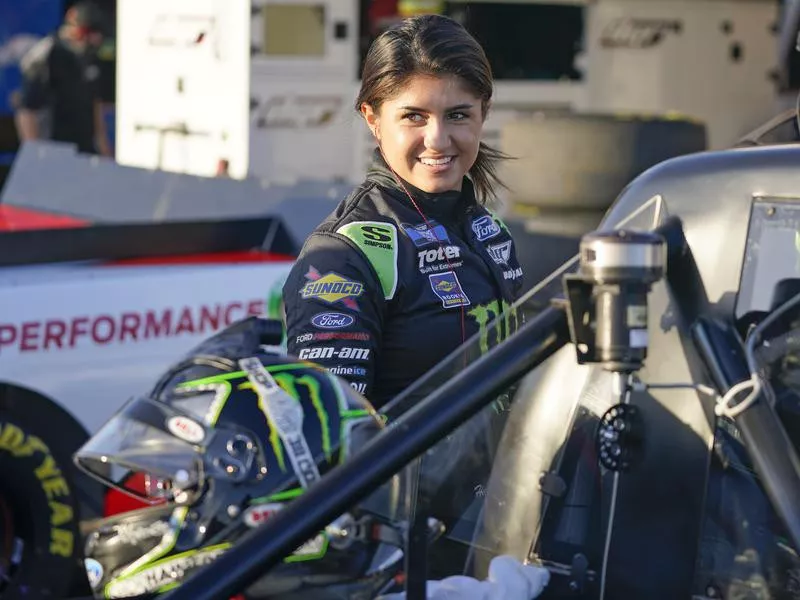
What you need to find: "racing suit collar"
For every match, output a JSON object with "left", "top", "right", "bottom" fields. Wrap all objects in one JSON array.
[{"left": 366, "top": 148, "right": 477, "bottom": 221}]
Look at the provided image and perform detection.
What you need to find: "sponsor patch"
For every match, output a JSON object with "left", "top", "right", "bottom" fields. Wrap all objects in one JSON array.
[
  {"left": 417, "top": 245, "right": 463, "bottom": 274},
  {"left": 350, "top": 382, "right": 367, "bottom": 394},
  {"left": 336, "top": 222, "right": 398, "bottom": 300},
  {"left": 487, "top": 240, "right": 512, "bottom": 266},
  {"left": 298, "top": 346, "right": 370, "bottom": 361},
  {"left": 329, "top": 365, "right": 367, "bottom": 377},
  {"left": 402, "top": 221, "right": 450, "bottom": 247},
  {"left": 311, "top": 312, "right": 354, "bottom": 330},
  {"left": 301, "top": 267, "right": 364, "bottom": 311},
  {"left": 243, "top": 503, "right": 327, "bottom": 559},
  {"left": 472, "top": 215, "right": 501, "bottom": 242},
  {"left": 428, "top": 272, "right": 470, "bottom": 309},
  {"left": 296, "top": 332, "right": 370, "bottom": 343}
]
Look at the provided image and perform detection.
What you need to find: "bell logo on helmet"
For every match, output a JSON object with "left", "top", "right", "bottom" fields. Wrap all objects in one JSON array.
[{"left": 167, "top": 416, "right": 205, "bottom": 444}]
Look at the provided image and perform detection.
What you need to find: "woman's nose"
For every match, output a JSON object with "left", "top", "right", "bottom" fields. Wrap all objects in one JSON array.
[{"left": 424, "top": 119, "right": 450, "bottom": 151}]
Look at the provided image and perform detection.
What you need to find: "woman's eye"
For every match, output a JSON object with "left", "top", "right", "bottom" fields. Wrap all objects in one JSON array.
[
  {"left": 403, "top": 112, "right": 424, "bottom": 123},
  {"left": 449, "top": 112, "right": 468, "bottom": 121}
]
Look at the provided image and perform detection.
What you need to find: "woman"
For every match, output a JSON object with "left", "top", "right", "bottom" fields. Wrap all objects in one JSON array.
[{"left": 283, "top": 14, "right": 525, "bottom": 409}]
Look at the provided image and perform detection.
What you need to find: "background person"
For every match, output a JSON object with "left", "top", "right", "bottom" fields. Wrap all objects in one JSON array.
[{"left": 13, "top": 1, "right": 111, "bottom": 156}]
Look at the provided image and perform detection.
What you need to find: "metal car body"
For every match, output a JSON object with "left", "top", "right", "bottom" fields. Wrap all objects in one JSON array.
[{"left": 161, "top": 141, "right": 800, "bottom": 600}]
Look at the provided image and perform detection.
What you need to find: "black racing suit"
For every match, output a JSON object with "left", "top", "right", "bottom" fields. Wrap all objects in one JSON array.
[
  {"left": 283, "top": 153, "right": 527, "bottom": 573},
  {"left": 283, "top": 152, "right": 525, "bottom": 409}
]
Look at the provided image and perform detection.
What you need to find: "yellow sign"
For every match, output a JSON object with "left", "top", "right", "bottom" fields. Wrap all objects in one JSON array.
[
  {"left": 398, "top": 0, "right": 445, "bottom": 17},
  {"left": 301, "top": 272, "right": 364, "bottom": 307}
]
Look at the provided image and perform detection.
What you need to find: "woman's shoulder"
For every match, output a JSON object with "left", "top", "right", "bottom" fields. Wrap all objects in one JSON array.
[{"left": 313, "top": 180, "right": 401, "bottom": 234}]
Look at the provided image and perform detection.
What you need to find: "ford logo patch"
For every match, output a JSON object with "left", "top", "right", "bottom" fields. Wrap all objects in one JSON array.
[
  {"left": 311, "top": 312, "right": 354, "bottom": 329},
  {"left": 471, "top": 215, "right": 501, "bottom": 242}
]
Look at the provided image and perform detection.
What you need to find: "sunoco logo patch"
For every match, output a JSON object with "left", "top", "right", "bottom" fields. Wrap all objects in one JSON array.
[
  {"left": 429, "top": 271, "right": 470, "bottom": 309},
  {"left": 472, "top": 215, "right": 501, "bottom": 242},
  {"left": 301, "top": 267, "right": 363, "bottom": 311}
]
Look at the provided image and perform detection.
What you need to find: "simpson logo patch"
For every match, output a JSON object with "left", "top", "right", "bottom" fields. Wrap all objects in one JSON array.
[
  {"left": 301, "top": 267, "right": 364, "bottom": 311},
  {"left": 429, "top": 271, "right": 470, "bottom": 309}
]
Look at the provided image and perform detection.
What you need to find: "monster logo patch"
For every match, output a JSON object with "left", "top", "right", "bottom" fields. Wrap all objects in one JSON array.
[
  {"left": 428, "top": 271, "right": 470, "bottom": 309},
  {"left": 301, "top": 267, "right": 364, "bottom": 311}
]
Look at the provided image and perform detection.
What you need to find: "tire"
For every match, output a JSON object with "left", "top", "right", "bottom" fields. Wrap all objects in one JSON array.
[
  {"left": 499, "top": 112, "right": 707, "bottom": 211},
  {"left": 0, "top": 413, "right": 82, "bottom": 598},
  {"left": 0, "top": 384, "right": 98, "bottom": 599}
]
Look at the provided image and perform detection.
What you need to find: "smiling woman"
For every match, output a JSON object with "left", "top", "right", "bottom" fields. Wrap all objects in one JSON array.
[{"left": 282, "top": 14, "right": 525, "bottom": 410}]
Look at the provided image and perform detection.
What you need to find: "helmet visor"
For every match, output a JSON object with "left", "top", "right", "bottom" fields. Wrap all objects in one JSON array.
[{"left": 74, "top": 397, "right": 211, "bottom": 504}]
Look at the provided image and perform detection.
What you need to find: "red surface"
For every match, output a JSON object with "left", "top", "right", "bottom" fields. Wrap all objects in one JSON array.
[
  {"left": 0, "top": 205, "right": 296, "bottom": 264},
  {"left": 103, "top": 473, "right": 157, "bottom": 516},
  {"left": 0, "top": 205, "right": 88, "bottom": 231},
  {"left": 111, "top": 251, "right": 295, "bottom": 266}
]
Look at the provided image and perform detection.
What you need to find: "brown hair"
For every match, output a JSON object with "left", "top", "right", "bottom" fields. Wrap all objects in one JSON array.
[{"left": 356, "top": 14, "right": 508, "bottom": 204}]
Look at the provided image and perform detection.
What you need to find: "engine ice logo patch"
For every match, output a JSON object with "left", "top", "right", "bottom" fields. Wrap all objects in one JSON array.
[
  {"left": 429, "top": 272, "right": 470, "bottom": 309},
  {"left": 311, "top": 312, "right": 355, "bottom": 330},
  {"left": 301, "top": 267, "right": 364, "bottom": 311},
  {"left": 487, "top": 240, "right": 512, "bottom": 266},
  {"left": 471, "top": 216, "right": 501, "bottom": 242},
  {"left": 402, "top": 221, "right": 450, "bottom": 247}
]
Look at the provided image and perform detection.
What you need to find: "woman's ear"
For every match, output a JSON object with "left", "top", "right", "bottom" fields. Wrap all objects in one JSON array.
[{"left": 360, "top": 102, "right": 380, "bottom": 140}]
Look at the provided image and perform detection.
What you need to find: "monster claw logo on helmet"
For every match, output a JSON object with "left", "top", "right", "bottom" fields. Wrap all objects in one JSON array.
[{"left": 75, "top": 316, "right": 407, "bottom": 599}]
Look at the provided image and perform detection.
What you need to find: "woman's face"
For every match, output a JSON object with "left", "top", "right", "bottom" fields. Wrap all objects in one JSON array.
[{"left": 361, "top": 74, "right": 485, "bottom": 194}]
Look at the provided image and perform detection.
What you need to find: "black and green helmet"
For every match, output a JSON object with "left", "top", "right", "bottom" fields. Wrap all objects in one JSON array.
[{"left": 75, "top": 316, "right": 406, "bottom": 599}]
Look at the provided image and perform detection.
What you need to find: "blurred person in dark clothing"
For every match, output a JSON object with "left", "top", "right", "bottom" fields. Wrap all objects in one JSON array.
[{"left": 13, "top": 1, "right": 111, "bottom": 156}]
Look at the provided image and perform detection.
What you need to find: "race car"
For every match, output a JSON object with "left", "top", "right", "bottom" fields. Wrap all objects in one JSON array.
[
  {"left": 147, "top": 138, "right": 800, "bottom": 599},
  {"left": 0, "top": 160, "right": 300, "bottom": 597}
]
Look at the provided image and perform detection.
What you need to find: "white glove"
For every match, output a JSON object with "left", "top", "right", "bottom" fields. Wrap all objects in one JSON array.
[{"left": 378, "top": 555, "right": 550, "bottom": 600}]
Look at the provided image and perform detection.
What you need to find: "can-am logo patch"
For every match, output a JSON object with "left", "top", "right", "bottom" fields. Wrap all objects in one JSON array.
[
  {"left": 471, "top": 216, "right": 501, "bottom": 242},
  {"left": 301, "top": 267, "right": 363, "bottom": 311},
  {"left": 311, "top": 312, "right": 355, "bottom": 329},
  {"left": 429, "top": 272, "right": 470, "bottom": 309}
]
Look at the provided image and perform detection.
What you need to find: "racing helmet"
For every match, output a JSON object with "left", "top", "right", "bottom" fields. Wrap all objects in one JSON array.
[{"left": 74, "top": 316, "right": 406, "bottom": 599}]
